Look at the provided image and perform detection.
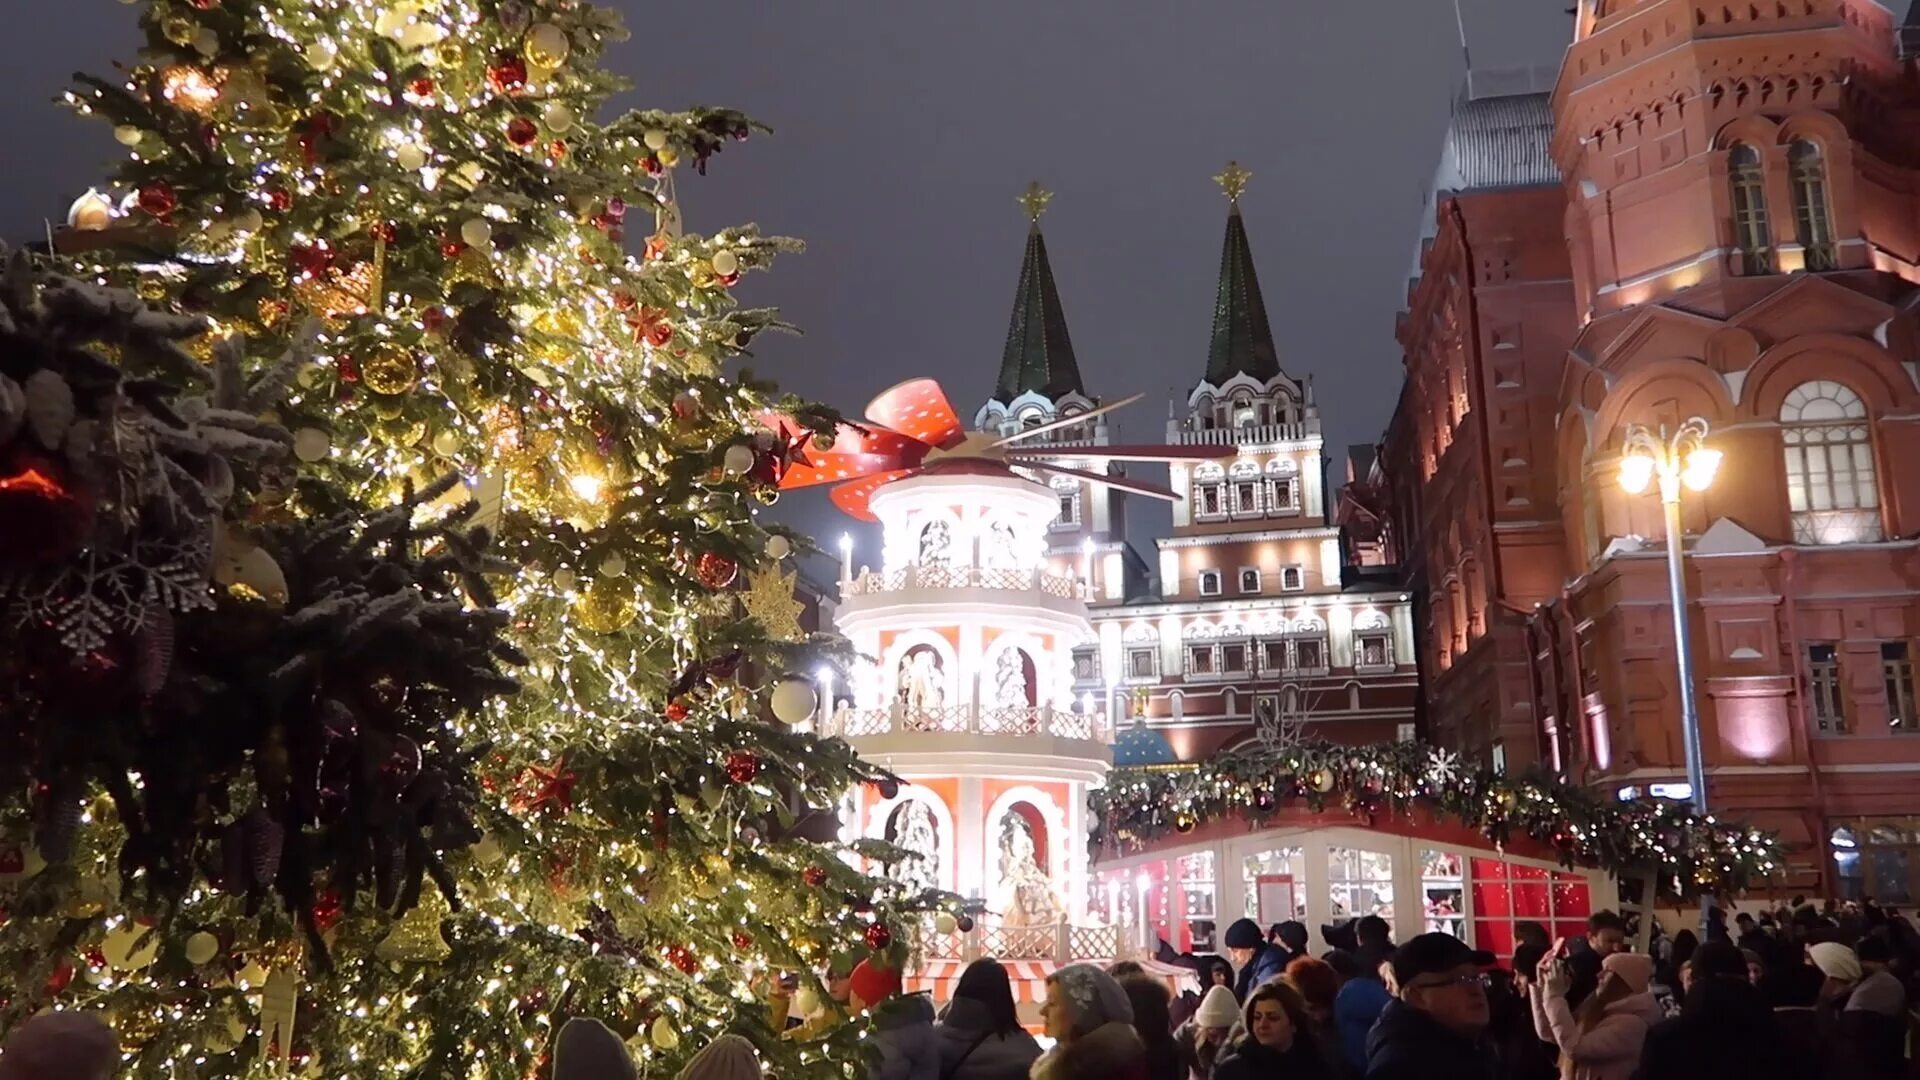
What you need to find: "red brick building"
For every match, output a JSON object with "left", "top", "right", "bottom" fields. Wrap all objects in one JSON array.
[{"left": 1388, "top": 0, "right": 1920, "bottom": 895}]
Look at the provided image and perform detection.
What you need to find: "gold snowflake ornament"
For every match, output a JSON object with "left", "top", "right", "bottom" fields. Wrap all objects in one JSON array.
[{"left": 740, "top": 563, "right": 805, "bottom": 642}]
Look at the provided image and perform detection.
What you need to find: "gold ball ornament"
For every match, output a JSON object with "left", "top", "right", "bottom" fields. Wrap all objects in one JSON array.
[
  {"left": 161, "top": 14, "right": 197, "bottom": 45},
  {"left": 459, "top": 217, "right": 494, "bottom": 249},
  {"left": 791, "top": 986, "right": 821, "bottom": 1016},
  {"left": 1309, "top": 769, "right": 1335, "bottom": 793},
  {"left": 934, "top": 912, "right": 959, "bottom": 934},
  {"left": 657, "top": 145, "right": 681, "bottom": 167},
  {"left": 431, "top": 428, "right": 462, "bottom": 457},
  {"left": 396, "top": 143, "right": 428, "bottom": 171},
  {"left": 598, "top": 554, "right": 626, "bottom": 577},
  {"left": 525, "top": 22, "right": 571, "bottom": 68},
  {"left": 305, "top": 40, "right": 338, "bottom": 70},
  {"left": 445, "top": 248, "right": 500, "bottom": 288},
  {"left": 292, "top": 427, "right": 330, "bottom": 462},
  {"left": 192, "top": 28, "right": 220, "bottom": 56},
  {"left": 649, "top": 1015, "right": 680, "bottom": 1050},
  {"left": 551, "top": 567, "right": 578, "bottom": 592},
  {"left": 113, "top": 124, "right": 143, "bottom": 146},
  {"left": 112, "top": 1006, "right": 165, "bottom": 1051},
  {"left": 102, "top": 922, "right": 160, "bottom": 971},
  {"left": 374, "top": 416, "right": 428, "bottom": 448},
  {"left": 360, "top": 345, "right": 419, "bottom": 396},
  {"left": 542, "top": 101, "right": 575, "bottom": 133},
  {"left": 573, "top": 580, "right": 637, "bottom": 633},
  {"left": 702, "top": 853, "right": 732, "bottom": 879},
  {"left": 710, "top": 250, "right": 740, "bottom": 277},
  {"left": 374, "top": 2, "right": 418, "bottom": 37},
  {"left": 184, "top": 931, "right": 222, "bottom": 965}
]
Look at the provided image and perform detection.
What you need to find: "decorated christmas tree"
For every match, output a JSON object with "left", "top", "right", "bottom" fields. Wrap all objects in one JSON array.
[{"left": 2, "top": 0, "right": 937, "bottom": 1075}]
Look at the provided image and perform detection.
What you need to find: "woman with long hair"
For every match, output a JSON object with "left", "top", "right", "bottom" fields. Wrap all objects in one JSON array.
[
  {"left": 1211, "top": 979, "right": 1340, "bottom": 1080},
  {"left": 1117, "top": 972, "right": 1183, "bottom": 1080},
  {"left": 1530, "top": 951, "right": 1662, "bottom": 1080},
  {"left": 933, "top": 958, "right": 1042, "bottom": 1080}
]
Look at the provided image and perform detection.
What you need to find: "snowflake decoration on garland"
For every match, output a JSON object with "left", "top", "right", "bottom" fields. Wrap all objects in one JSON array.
[
  {"left": 739, "top": 562, "right": 805, "bottom": 642},
  {"left": 1, "top": 532, "right": 212, "bottom": 652},
  {"left": 1425, "top": 748, "right": 1462, "bottom": 789}
]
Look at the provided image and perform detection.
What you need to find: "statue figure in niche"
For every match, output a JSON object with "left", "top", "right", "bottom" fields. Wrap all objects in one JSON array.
[
  {"left": 993, "top": 648, "right": 1032, "bottom": 709},
  {"left": 991, "top": 810, "right": 1059, "bottom": 928},
  {"left": 898, "top": 647, "right": 945, "bottom": 712},
  {"left": 918, "top": 520, "right": 952, "bottom": 566},
  {"left": 983, "top": 520, "right": 1020, "bottom": 569},
  {"left": 885, "top": 800, "right": 941, "bottom": 896}
]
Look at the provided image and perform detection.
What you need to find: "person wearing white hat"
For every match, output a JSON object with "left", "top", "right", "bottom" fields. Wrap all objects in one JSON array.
[
  {"left": 1174, "top": 984, "right": 1241, "bottom": 1080},
  {"left": 675, "top": 1033, "right": 762, "bottom": 1080}
]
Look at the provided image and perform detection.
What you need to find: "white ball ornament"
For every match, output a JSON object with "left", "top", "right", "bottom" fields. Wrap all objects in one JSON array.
[
  {"left": 765, "top": 534, "right": 792, "bottom": 561},
  {"left": 233, "top": 208, "right": 263, "bottom": 233},
  {"left": 184, "top": 931, "right": 221, "bottom": 965},
  {"left": 305, "top": 41, "right": 338, "bottom": 70},
  {"left": 649, "top": 1015, "right": 680, "bottom": 1050},
  {"left": 791, "top": 986, "right": 821, "bottom": 1017},
  {"left": 460, "top": 218, "right": 493, "bottom": 248},
  {"left": 722, "top": 443, "right": 755, "bottom": 477},
  {"left": 643, "top": 127, "right": 669, "bottom": 151},
  {"left": 292, "top": 428, "right": 330, "bottom": 463},
  {"left": 396, "top": 144, "right": 428, "bottom": 171},
  {"left": 552, "top": 567, "right": 578, "bottom": 592},
  {"left": 770, "top": 677, "right": 818, "bottom": 726},
  {"left": 599, "top": 554, "right": 627, "bottom": 577},
  {"left": 431, "top": 429, "right": 461, "bottom": 456},
  {"left": 710, "top": 250, "right": 740, "bottom": 277},
  {"left": 193, "top": 28, "right": 220, "bottom": 56},
  {"left": 542, "top": 102, "right": 576, "bottom": 133},
  {"left": 399, "top": 21, "right": 445, "bottom": 49},
  {"left": 113, "top": 125, "right": 143, "bottom": 147},
  {"left": 934, "top": 912, "right": 958, "bottom": 935}
]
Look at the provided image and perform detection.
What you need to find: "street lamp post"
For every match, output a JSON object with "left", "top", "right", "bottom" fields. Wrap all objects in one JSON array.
[{"left": 1618, "top": 417, "right": 1723, "bottom": 818}]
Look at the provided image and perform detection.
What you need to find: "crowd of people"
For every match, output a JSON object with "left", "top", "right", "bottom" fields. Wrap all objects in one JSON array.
[
  {"left": 9, "top": 899, "right": 1919, "bottom": 1078},
  {"left": 910, "top": 898, "right": 1920, "bottom": 1080}
]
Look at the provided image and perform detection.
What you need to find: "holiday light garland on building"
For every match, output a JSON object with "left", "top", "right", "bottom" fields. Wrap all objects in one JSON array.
[
  {"left": 1, "top": 0, "right": 945, "bottom": 1075},
  {"left": 1091, "top": 740, "right": 1781, "bottom": 897}
]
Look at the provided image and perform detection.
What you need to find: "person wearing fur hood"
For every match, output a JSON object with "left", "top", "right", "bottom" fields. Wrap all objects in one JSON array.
[
  {"left": 1529, "top": 950, "right": 1662, "bottom": 1080},
  {"left": 1032, "top": 963, "right": 1149, "bottom": 1080}
]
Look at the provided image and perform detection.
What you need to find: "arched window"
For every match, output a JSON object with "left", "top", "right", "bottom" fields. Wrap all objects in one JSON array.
[
  {"left": 1781, "top": 380, "right": 1882, "bottom": 544},
  {"left": 1729, "top": 143, "right": 1773, "bottom": 274},
  {"left": 1789, "top": 140, "right": 1836, "bottom": 271}
]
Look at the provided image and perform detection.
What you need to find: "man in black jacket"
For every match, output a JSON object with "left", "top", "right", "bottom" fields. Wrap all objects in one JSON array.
[
  {"left": 1634, "top": 941, "right": 1814, "bottom": 1080},
  {"left": 1365, "top": 932, "right": 1501, "bottom": 1080}
]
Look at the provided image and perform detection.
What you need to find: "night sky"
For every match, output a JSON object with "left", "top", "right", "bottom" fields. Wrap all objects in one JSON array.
[{"left": 0, "top": 0, "right": 1575, "bottom": 559}]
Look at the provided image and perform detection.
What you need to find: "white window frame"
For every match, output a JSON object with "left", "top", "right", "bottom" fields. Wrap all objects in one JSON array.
[
  {"left": 1781, "top": 380, "right": 1882, "bottom": 545},
  {"left": 1220, "top": 639, "right": 1250, "bottom": 676},
  {"left": 1231, "top": 477, "right": 1262, "bottom": 516},
  {"left": 1198, "top": 569, "right": 1223, "bottom": 597},
  {"left": 1355, "top": 631, "right": 1394, "bottom": 673},
  {"left": 1238, "top": 567, "right": 1262, "bottom": 595},
  {"left": 1280, "top": 566, "right": 1305, "bottom": 592},
  {"left": 1186, "top": 643, "right": 1218, "bottom": 677},
  {"left": 1126, "top": 646, "right": 1160, "bottom": 682}
]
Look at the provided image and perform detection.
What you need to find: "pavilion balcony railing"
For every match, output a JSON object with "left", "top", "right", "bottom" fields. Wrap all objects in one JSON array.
[
  {"left": 1171, "top": 421, "right": 1314, "bottom": 446},
  {"left": 820, "top": 701, "right": 1112, "bottom": 744},
  {"left": 842, "top": 564, "right": 1090, "bottom": 601},
  {"left": 913, "top": 917, "right": 1127, "bottom": 965}
]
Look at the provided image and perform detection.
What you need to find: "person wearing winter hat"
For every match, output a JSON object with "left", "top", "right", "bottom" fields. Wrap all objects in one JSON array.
[
  {"left": 1530, "top": 951, "right": 1662, "bottom": 1080},
  {"left": 675, "top": 1033, "right": 762, "bottom": 1080},
  {"left": 0, "top": 1011, "right": 118, "bottom": 1080},
  {"left": 1364, "top": 931, "right": 1498, "bottom": 1080},
  {"left": 553, "top": 1017, "right": 639, "bottom": 1080},
  {"left": 1807, "top": 940, "right": 1861, "bottom": 987},
  {"left": 1212, "top": 978, "right": 1341, "bottom": 1080},
  {"left": 1173, "top": 984, "right": 1241, "bottom": 1080},
  {"left": 1222, "top": 918, "right": 1285, "bottom": 1001},
  {"left": 1033, "top": 963, "right": 1147, "bottom": 1080},
  {"left": 1830, "top": 937, "right": 1907, "bottom": 1080},
  {"left": 1635, "top": 941, "right": 1811, "bottom": 1080}
]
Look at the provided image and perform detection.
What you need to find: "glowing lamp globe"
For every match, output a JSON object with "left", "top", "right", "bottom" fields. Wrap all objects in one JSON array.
[
  {"left": 1681, "top": 447, "right": 1722, "bottom": 492},
  {"left": 1618, "top": 451, "right": 1656, "bottom": 495}
]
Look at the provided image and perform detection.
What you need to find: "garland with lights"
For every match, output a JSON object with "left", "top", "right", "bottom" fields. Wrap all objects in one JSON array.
[
  {"left": 1090, "top": 740, "right": 1781, "bottom": 897},
  {"left": 0, "top": 0, "right": 949, "bottom": 1075}
]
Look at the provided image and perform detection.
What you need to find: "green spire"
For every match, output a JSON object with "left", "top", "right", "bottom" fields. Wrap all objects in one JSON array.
[
  {"left": 995, "top": 182, "right": 1085, "bottom": 403},
  {"left": 1205, "top": 162, "right": 1282, "bottom": 385}
]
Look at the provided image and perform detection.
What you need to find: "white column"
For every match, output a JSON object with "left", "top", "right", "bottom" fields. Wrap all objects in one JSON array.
[
  {"left": 1391, "top": 836, "right": 1424, "bottom": 946},
  {"left": 1303, "top": 834, "right": 1331, "bottom": 952},
  {"left": 1218, "top": 839, "right": 1247, "bottom": 927},
  {"left": 956, "top": 777, "right": 984, "bottom": 901}
]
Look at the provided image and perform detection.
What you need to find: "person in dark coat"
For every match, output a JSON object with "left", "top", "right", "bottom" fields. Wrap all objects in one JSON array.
[
  {"left": 1271, "top": 921, "right": 1312, "bottom": 965},
  {"left": 1364, "top": 933, "right": 1500, "bottom": 1080},
  {"left": 1119, "top": 971, "right": 1184, "bottom": 1080},
  {"left": 933, "top": 958, "right": 1042, "bottom": 1080},
  {"left": 1352, "top": 917, "right": 1395, "bottom": 984},
  {"left": 1566, "top": 911, "right": 1628, "bottom": 1008},
  {"left": 1226, "top": 918, "right": 1287, "bottom": 1002},
  {"left": 1214, "top": 978, "right": 1343, "bottom": 1080},
  {"left": 1633, "top": 941, "right": 1814, "bottom": 1080}
]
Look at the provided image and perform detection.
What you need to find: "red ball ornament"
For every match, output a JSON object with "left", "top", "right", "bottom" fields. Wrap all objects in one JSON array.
[
  {"left": 645, "top": 319, "right": 673, "bottom": 348},
  {"left": 336, "top": 355, "right": 361, "bottom": 383},
  {"left": 666, "top": 944, "right": 698, "bottom": 974},
  {"left": 439, "top": 238, "right": 467, "bottom": 258},
  {"left": 421, "top": 307, "right": 447, "bottom": 333},
  {"left": 409, "top": 76, "right": 435, "bottom": 98},
  {"left": 505, "top": 116, "right": 539, "bottom": 147},
  {"left": 44, "top": 958, "right": 74, "bottom": 995},
  {"left": 136, "top": 182, "right": 177, "bottom": 219},
  {"left": 487, "top": 54, "right": 528, "bottom": 93},
  {"left": 864, "top": 921, "right": 893, "bottom": 951},
  {"left": 803, "top": 866, "right": 828, "bottom": 888},
  {"left": 955, "top": 914, "right": 974, "bottom": 933},
  {"left": 267, "top": 187, "right": 293, "bottom": 212},
  {"left": 725, "top": 750, "right": 759, "bottom": 785},
  {"left": 731, "top": 929, "right": 754, "bottom": 951},
  {"left": 640, "top": 154, "right": 663, "bottom": 176},
  {"left": 371, "top": 221, "right": 399, "bottom": 244},
  {"left": 664, "top": 700, "right": 689, "bottom": 723},
  {"left": 695, "top": 552, "right": 738, "bottom": 590},
  {"left": 289, "top": 243, "right": 334, "bottom": 280},
  {"left": 311, "top": 889, "right": 344, "bottom": 933}
]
